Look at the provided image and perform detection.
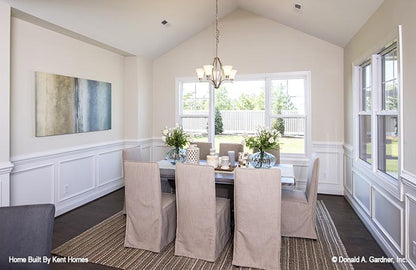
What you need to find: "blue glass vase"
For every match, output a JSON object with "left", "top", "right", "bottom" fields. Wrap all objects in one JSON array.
[
  {"left": 249, "top": 151, "right": 276, "bottom": 169},
  {"left": 166, "top": 147, "right": 186, "bottom": 165}
]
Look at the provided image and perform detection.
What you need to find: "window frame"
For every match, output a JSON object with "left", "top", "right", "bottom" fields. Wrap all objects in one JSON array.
[
  {"left": 354, "top": 40, "right": 402, "bottom": 186},
  {"left": 176, "top": 71, "right": 312, "bottom": 158}
]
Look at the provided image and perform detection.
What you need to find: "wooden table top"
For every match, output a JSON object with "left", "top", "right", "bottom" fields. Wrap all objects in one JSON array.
[{"left": 158, "top": 160, "right": 295, "bottom": 186}]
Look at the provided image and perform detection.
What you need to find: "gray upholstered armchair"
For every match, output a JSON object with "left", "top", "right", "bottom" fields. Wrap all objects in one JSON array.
[{"left": 0, "top": 204, "right": 55, "bottom": 270}]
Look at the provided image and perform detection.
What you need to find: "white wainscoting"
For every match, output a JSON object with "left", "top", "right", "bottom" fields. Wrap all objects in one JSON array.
[
  {"left": 312, "top": 142, "right": 344, "bottom": 195},
  {"left": 0, "top": 162, "right": 13, "bottom": 206},
  {"left": 10, "top": 141, "right": 130, "bottom": 216},
  {"left": 344, "top": 145, "right": 416, "bottom": 270}
]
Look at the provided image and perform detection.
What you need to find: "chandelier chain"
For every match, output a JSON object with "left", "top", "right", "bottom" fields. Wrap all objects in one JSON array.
[{"left": 215, "top": 0, "right": 219, "bottom": 57}]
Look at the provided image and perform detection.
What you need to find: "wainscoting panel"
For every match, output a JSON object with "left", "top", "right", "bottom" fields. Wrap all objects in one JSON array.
[
  {"left": 405, "top": 193, "right": 416, "bottom": 269},
  {"left": 344, "top": 145, "right": 414, "bottom": 270},
  {"left": 372, "top": 187, "right": 403, "bottom": 253},
  {"left": 312, "top": 142, "right": 344, "bottom": 195},
  {"left": 11, "top": 164, "right": 54, "bottom": 205},
  {"left": 98, "top": 150, "right": 123, "bottom": 186},
  {"left": 11, "top": 141, "right": 127, "bottom": 216},
  {"left": 58, "top": 156, "right": 95, "bottom": 202},
  {"left": 352, "top": 171, "right": 372, "bottom": 215},
  {"left": 0, "top": 162, "right": 13, "bottom": 206}
]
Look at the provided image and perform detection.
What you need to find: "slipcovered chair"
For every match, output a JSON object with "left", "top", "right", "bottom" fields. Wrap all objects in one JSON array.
[
  {"left": 194, "top": 142, "right": 211, "bottom": 160},
  {"left": 124, "top": 162, "right": 176, "bottom": 252},
  {"left": 233, "top": 168, "right": 282, "bottom": 270},
  {"left": 0, "top": 204, "right": 55, "bottom": 270},
  {"left": 219, "top": 143, "right": 244, "bottom": 162},
  {"left": 122, "top": 146, "right": 142, "bottom": 162},
  {"left": 175, "top": 163, "right": 231, "bottom": 262},
  {"left": 281, "top": 153, "right": 320, "bottom": 239},
  {"left": 122, "top": 147, "right": 143, "bottom": 214}
]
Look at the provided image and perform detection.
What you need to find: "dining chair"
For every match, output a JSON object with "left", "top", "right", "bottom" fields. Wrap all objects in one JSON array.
[
  {"left": 194, "top": 141, "right": 211, "bottom": 160},
  {"left": 122, "top": 147, "right": 143, "bottom": 214},
  {"left": 219, "top": 143, "right": 244, "bottom": 162},
  {"left": 175, "top": 163, "right": 231, "bottom": 262},
  {"left": 123, "top": 146, "right": 143, "bottom": 162},
  {"left": 0, "top": 204, "right": 55, "bottom": 270},
  {"left": 124, "top": 161, "right": 176, "bottom": 252},
  {"left": 281, "top": 153, "right": 319, "bottom": 239},
  {"left": 233, "top": 168, "right": 282, "bottom": 270}
]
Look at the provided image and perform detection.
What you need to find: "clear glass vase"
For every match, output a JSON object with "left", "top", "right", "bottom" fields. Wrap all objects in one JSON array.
[
  {"left": 249, "top": 150, "right": 276, "bottom": 169},
  {"left": 166, "top": 147, "right": 186, "bottom": 165}
]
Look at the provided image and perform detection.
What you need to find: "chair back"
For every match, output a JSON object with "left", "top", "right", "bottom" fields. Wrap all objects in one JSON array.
[
  {"left": 123, "top": 147, "right": 142, "bottom": 162},
  {"left": 233, "top": 168, "right": 281, "bottom": 269},
  {"left": 305, "top": 153, "right": 320, "bottom": 204},
  {"left": 175, "top": 163, "right": 216, "bottom": 257},
  {"left": 194, "top": 142, "right": 211, "bottom": 160},
  {"left": 124, "top": 162, "right": 163, "bottom": 247},
  {"left": 219, "top": 143, "right": 244, "bottom": 161}
]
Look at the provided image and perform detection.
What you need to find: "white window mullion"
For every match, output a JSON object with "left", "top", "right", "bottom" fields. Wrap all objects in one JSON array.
[
  {"left": 371, "top": 54, "right": 381, "bottom": 173},
  {"left": 265, "top": 76, "right": 271, "bottom": 128},
  {"left": 208, "top": 84, "right": 215, "bottom": 149}
]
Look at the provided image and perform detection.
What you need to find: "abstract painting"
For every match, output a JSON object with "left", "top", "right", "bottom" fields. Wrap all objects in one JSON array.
[{"left": 36, "top": 72, "right": 111, "bottom": 137}]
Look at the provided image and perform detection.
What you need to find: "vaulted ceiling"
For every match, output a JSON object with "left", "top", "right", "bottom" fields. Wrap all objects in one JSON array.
[{"left": 3, "top": 0, "right": 384, "bottom": 59}]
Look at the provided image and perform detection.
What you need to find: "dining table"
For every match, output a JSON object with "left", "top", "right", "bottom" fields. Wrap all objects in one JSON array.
[{"left": 157, "top": 159, "right": 296, "bottom": 186}]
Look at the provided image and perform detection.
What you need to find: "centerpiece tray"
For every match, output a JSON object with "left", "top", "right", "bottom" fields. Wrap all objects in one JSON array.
[{"left": 214, "top": 166, "right": 236, "bottom": 172}]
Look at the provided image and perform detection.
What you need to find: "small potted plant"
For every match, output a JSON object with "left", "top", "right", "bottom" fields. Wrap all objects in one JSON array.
[
  {"left": 162, "top": 124, "right": 190, "bottom": 164},
  {"left": 244, "top": 127, "right": 280, "bottom": 168}
]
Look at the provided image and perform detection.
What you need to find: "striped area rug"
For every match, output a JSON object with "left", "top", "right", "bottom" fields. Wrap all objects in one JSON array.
[{"left": 52, "top": 201, "right": 353, "bottom": 270}]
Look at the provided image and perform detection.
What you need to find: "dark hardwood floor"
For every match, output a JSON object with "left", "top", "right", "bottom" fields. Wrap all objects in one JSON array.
[{"left": 51, "top": 189, "right": 394, "bottom": 270}]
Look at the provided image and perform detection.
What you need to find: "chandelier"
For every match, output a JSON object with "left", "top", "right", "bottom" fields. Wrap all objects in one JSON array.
[{"left": 195, "top": 0, "right": 237, "bottom": 89}]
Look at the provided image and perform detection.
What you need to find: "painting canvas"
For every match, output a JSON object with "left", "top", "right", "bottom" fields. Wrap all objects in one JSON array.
[{"left": 36, "top": 72, "right": 111, "bottom": 137}]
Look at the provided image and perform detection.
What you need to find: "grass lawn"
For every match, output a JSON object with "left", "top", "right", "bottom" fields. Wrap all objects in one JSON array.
[
  {"left": 193, "top": 134, "right": 304, "bottom": 154},
  {"left": 361, "top": 136, "right": 398, "bottom": 177}
]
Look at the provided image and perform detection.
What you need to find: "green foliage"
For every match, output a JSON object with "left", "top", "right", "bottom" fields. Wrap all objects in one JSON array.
[
  {"left": 215, "top": 86, "right": 233, "bottom": 110},
  {"left": 214, "top": 107, "right": 224, "bottom": 135},
  {"left": 162, "top": 125, "right": 190, "bottom": 149},
  {"left": 272, "top": 118, "right": 285, "bottom": 136},
  {"left": 271, "top": 85, "right": 296, "bottom": 136},
  {"left": 244, "top": 127, "right": 280, "bottom": 151}
]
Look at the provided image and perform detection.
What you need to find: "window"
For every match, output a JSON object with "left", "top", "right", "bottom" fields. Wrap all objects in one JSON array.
[
  {"left": 358, "top": 62, "right": 372, "bottom": 164},
  {"left": 377, "top": 46, "right": 399, "bottom": 179},
  {"left": 179, "top": 82, "right": 210, "bottom": 142},
  {"left": 356, "top": 42, "right": 400, "bottom": 180},
  {"left": 178, "top": 72, "right": 310, "bottom": 156},
  {"left": 270, "top": 79, "right": 306, "bottom": 154}
]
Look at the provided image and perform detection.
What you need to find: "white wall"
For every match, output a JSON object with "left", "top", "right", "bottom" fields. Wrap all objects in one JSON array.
[
  {"left": 344, "top": 1, "right": 416, "bottom": 268},
  {"left": 153, "top": 9, "right": 344, "bottom": 143},
  {"left": 10, "top": 17, "right": 125, "bottom": 157},
  {"left": 0, "top": 1, "right": 12, "bottom": 206},
  {"left": 9, "top": 17, "right": 127, "bottom": 215}
]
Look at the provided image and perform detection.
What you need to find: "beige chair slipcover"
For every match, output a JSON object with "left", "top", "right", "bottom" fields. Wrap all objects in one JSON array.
[
  {"left": 175, "top": 163, "right": 231, "bottom": 262},
  {"left": 194, "top": 142, "right": 212, "bottom": 160},
  {"left": 219, "top": 143, "right": 244, "bottom": 162},
  {"left": 233, "top": 168, "right": 282, "bottom": 270},
  {"left": 122, "top": 146, "right": 143, "bottom": 162},
  {"left": 281, "top": 153, "right": 320, "bottom": 239},
  {"left": 122, "top": 147, "right": 143, "bottom": 214},
  {"left": 124, "top": 162, "right": 176, "bottom": 253}
]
